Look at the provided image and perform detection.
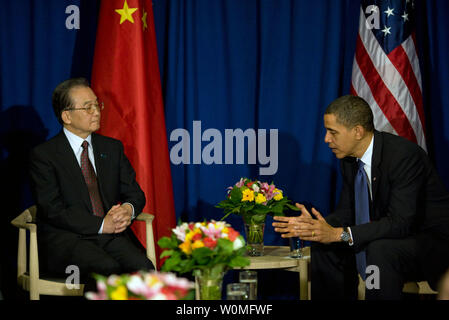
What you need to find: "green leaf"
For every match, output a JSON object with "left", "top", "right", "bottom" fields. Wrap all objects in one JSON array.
[
  {"left": 271, "top": 204, "right": 284, "bottom": 214},
  {"left": 217, "top": 238, "right": 233, "bottom": 255},
  {"left": 229, "top": 256, "right": 251, "bottom": 268},
  {"left": 229, "top": 187, "right": 243, "bottom": 204},
  {"left": 161, "top": 255, "right": 182, "bottom": 272},
  {"left": 216, "top": 200, "right": 232, "bottom": 209},
  {"left": 192, "top": 247, "right": 214, "bottom": 265},
  {"left": 286, "top": 203, "right": 300, "bottom": 211},
  {"left": 157, "top": 236, "right": 177, "bottom": 249},
  {"left": 159, "top": 249, "right": 174, "bottom": 259}
]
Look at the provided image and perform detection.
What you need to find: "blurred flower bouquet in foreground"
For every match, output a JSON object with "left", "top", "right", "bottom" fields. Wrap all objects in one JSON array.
[
  {"left": 216, "top": 178, "right": 299, "bottom": 256},
  {"left": 85, "top": 271, "right": 194, "bottom": 300},
  {"left": 158, "top": 220, "right": 250, "bottom": 299}
]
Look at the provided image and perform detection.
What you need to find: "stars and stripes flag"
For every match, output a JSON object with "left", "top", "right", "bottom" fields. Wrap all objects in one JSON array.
[{"left": 351, "top": 0, "right": 426, "bottom": 150}]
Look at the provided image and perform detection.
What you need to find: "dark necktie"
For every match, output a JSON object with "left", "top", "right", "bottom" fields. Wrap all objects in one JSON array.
[
  {"left": 81, "top": 141, "right": 104, "bottom": 217},
  {"left": 355, "top": 159, "right": 370, "bottom": 280}
]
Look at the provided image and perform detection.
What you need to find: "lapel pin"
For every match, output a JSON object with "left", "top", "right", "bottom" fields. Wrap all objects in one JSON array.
[
  {"left": 100, "top": 153, "right": 107, "bottom": 159},
  {"left": 373, "top": 177, "right": 376, "bottom": 181}
]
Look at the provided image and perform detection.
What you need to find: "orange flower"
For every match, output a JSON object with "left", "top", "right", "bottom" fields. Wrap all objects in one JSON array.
[
  {"left": 227, "top": 228, "right": 239, "bottom": 241},
  {"left": 179, "top": 241, "right": 192, "bottom": 255}
]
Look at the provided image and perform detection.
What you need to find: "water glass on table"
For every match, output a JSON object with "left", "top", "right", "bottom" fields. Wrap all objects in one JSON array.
[
  {"left": 289, "top": 237, "right": 304, "bottom": 258},
  {"left": 226, "top": 283, "right": 249, "bottom": 300},
  {"left": 239, "top": 270, "right": 257, "bottom": 300}
]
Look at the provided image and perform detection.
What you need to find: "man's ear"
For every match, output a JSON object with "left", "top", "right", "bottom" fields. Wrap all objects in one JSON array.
[
  {"left": 61, "top": 110, "right": 71, "bottom": 125},
  {"left": 354, "top": 125, "right": 365, "bottom": 140}
]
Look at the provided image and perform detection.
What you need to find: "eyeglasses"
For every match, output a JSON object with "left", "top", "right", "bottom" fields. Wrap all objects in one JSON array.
[{"left": 64, "top": 101, "right": 104, "bottom": 114}]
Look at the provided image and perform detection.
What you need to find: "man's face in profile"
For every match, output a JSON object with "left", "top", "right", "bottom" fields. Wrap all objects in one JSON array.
[
  {"left": 323, "top": 113, "right": 359, "bottom": 159},
  {"left": 62, "top": 86, "right": 101, "bottom": 138}
]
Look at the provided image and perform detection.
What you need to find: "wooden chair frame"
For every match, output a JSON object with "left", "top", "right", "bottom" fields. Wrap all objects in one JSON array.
[{"left": 11, "top": 206, "right": 156, "bottom": 300}]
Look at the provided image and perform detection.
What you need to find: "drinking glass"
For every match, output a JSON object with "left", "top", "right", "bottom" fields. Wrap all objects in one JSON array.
[
  {"left": 226, "top": 283, "right": 249, "bottom": 300},
  {"left": 239, "top": 270, "right": 257, "bottom": 300},
  {"left": 289, "top": 237, "right": 304, "bottom": 258}
]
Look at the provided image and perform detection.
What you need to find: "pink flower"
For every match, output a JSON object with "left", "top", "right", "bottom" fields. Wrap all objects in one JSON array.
[
  {"left": 235, "top": 178, "right": 245, "bottom": 188},
  {"left": 201, "top": 224, "right": 221, "bottom": 240},
  {"left": 263, "top": 183, "right": 276, "bottom": 201},
  {"left": 261, "top": 182, "right": 270, "bottom": 193},
  {"left": 127, "top": 274, "right": 149, "bottom": 296},
  {"left": 173, "top": 223, "right": 189, "bottom": 242}
]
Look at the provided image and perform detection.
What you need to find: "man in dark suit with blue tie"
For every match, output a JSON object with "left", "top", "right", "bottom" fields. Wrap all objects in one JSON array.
[
  {"left": 273, "top": 95, "right": 449, "bottom": 299},
  {"left": 29, "top": 78, "right": 154, "bottom": 285}
]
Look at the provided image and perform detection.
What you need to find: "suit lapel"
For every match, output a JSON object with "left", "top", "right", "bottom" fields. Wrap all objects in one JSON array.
[
  {"left": 91, "top": 134, "right": 110, "bottom": 210},
  {"left": 371, "top": 130, "right": 383, "bottom": 204},
  {"left": 55, "top": 131, "right": 92, "bottom": 210}
]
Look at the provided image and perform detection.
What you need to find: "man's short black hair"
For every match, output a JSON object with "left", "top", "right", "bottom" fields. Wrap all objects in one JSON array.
[
  {"left": 325, "top": 95, "right": 375, "bottom": 132},
  {"left": 52, "top": 77, "right": 90, "bottom": 125}
]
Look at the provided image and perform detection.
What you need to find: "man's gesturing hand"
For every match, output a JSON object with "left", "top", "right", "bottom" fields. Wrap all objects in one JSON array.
[{"left": 272, "top": 203, "right": 341, "bottom": 244}]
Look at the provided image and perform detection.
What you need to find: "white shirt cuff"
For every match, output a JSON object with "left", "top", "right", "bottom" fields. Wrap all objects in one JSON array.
[
  {"left": 123, "top": 202, "right": 136, "bottom": 219},
  {"left": 99, "top": 219, "right": 104, "bottom": 234},
  {"left": 347, "top": 227, "right": 354, "bottom": 246}
]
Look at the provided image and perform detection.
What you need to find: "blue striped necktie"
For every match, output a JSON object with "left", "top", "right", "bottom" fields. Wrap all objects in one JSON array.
[{"left": 355, "top": 159, "right": 370, "bottom": 280}]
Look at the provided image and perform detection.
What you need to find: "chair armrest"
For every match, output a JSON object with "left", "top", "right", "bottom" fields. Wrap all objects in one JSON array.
[
  {"left": 135, "top": 212, "right": 157, "bottom": 269},
  {"left": 11, "top": 210, "right": 36, "bottom": 232},
  {"left": 136, "top": 212, "right": 155, "bottom": 222}
]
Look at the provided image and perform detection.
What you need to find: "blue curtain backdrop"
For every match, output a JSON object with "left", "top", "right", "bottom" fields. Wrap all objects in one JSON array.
[
  {"left": 152, "top": 0, "right": 361, "bottom": 246},
  {"left": 1, "top": 0, "right": 449, "bottom": 299}
]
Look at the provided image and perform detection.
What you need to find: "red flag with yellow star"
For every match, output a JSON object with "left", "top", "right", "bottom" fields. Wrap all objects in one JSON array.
[{"left": 91, "top": 0, "right": 176, "bottom": 267}]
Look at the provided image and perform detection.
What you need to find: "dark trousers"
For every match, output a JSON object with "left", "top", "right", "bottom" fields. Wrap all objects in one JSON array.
[
  {"left": 311, "top": 237, "right": 425, "bottom": 300},
  {"left": 39, "top": 230, "right": 154, "bottom": 291}
]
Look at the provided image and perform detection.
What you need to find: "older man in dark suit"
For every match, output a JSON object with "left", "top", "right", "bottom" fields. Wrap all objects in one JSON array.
[
  {"left": 273, "top": 95, "right": 449, "bottom": 299},
  {"left": 29, "top": 78, "right": 154, "bottom": 283}
]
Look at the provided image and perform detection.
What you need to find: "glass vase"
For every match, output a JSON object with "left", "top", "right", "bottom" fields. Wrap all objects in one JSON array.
[
  {"left": 243, "top": 222, "right": 265, "bottom": 256},
  {"left": 194, "top": 266, "right": 225, "bottom": 300}
]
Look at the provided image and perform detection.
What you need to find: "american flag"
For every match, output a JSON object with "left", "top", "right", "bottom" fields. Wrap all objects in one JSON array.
[{"left": 351, "top": 0, "right": 426, "bottom": 150}]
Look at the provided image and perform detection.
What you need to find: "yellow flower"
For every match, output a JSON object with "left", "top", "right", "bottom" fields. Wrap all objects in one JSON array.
[
  {"left": 192, "top": 240, "right": 205, "bottom": 249},
  {"left": 110, "top": 285, "right": 128, "bottom": 300},
  {"left": 179, "top": 241, "right": 192, "bottom": 255},
  {"left": 185, "top": 229, "right": 200, "bottom": 242},
  {"left": 147, "top": 274, "right": 160, "bottom": 287},
  {"left": 242, "top": 189, "right": 255, "bottom": 202},
  {"left": 273, "top": 188, "right": 283, "bottom": 201},
  {"left": 255, "top": 193, "right": 267, "bottom": 204}
]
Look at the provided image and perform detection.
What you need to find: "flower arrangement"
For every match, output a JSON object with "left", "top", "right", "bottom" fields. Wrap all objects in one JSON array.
[
  {"left": 85, "top": 271, "right": 194, "bottom": 300},
  {"left": 158, "top": 220, "right": 250, "bottom": 273},
  {"left": 158, "top": 220, "right": 250, "bottom": 299},
  {"left": 216, "top": 178, "right": 299, "bottom": 225}
]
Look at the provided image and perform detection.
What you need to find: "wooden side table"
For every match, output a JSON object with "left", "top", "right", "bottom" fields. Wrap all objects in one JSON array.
[{"left": 237, "top": 246, "right": 311, "bottom": 300}]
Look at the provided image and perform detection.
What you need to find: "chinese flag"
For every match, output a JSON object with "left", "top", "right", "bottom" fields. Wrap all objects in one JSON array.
[{"left": 91, "top": 0, "right": 176, "bottom": 267}]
